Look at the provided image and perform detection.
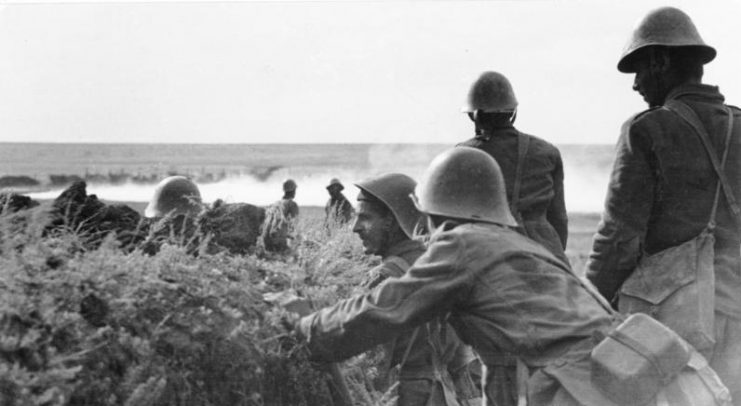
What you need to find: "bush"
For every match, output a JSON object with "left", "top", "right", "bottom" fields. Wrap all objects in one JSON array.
[{"left": 0, "top": 208, "right": 391, "bottom": 406}]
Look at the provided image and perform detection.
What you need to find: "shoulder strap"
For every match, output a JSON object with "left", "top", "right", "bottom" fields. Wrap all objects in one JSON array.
[
  {"left": 398, "top": 327, "right": 420, "bottom": 371},
  {"left": 665, "top": 100, "right": 740, "bottom": 227},
  {"left": 511, "top": 132, "right": 530, "bottom": 223}
]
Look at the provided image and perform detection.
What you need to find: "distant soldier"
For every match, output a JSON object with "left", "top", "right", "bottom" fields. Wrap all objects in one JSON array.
[
  {"left": 262, "top": 179, "right": 300, "bottom": 252},
  {"left": 144, "top": 175, "right": 203, "bottom": 219},
  {"left": 458, "top": 71, "right": 568, "bottom": 265},
  {"left": 587, "top": 7, "right": 741, "bottom": 402},
  {"left": 324, "top": 178, "right": 354, "bottom": 225},
  {"left": 142, "top": 176, "right": 204, "bottom": 254}
]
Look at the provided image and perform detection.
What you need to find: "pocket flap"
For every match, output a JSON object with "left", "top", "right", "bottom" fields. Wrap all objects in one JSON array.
[{"left": 619, "top": 235, "right": 706, "bottom": 305}]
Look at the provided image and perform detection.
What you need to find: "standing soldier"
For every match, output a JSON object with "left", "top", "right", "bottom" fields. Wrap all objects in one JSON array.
[
  {"left": 458, "top": 71, "right": 568, "bottom": 265},
  {"left": 325, "top": 178, "right": 355, "bottom": 225},
  {"left": 286, "top": 147, "right": 729, "bottom": 405},
  {"left": 263, "top": 179, "right": 299, "bottom": 252},
  {"left": 586, "top": 7, "right": 741, "bottom": 403},
  {"left": 458, "top": 72, "right": 567, "bottom": 405},
  {"left": 353, "top": 173, "right": 478, "bottom": 406},
  {"left": 278, "top": 179, "right": 300, "bottom": 220}
]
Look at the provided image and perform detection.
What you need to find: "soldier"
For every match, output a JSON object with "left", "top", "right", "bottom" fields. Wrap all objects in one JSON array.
[
  {"left": 279, "top": 179, "right": 299, "bottom": 219},
  {"left": 287, "top": 147, "right": 728, "bottom": 405},
  {"left": 353, "top": 173, "right": 478, "bottom": 406},
  {"left": 324, "top": 178, "right": 355, "bottom": 225},
  {"left": 142, "top": 176, "right": 204, "bottom": 254},
  {"left": 458, "top": 71, "right": 568, "bottom": 265},
  {"left": 586, "top": 7, "right": 741, "bottom": 402},
  {"left": 263, "top": 179, "right": 300, "bottom": 252},
  {"left": 144, "top": 175, "right": 203, "bottom": 219},
  {"left": 458, "top": 72, "right": 567, "bottom": 405}
]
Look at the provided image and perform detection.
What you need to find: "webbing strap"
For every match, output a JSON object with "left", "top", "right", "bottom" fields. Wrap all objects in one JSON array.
[
  {"left": 383, "top": 255, "right": 410, "bottom": 279},
  {"left": 425, "top": 321, "right": 461, "bottom": 406},
  {"left": 687, "top": 351, "right": 734, "bottom": 406},
  {"left": 511, "top": 132, "right": 530, "bottom": 225},
  {"left": 516, "top": 357, "right": 529, "bottom": 406},
  {"left": 608, "top": 330, "right": 672, "bottom": 384},
  {"left": 665, "top": 100, "right": 739, "bottom": 227},
  {"left": 398, "top": 327, "right": 420, "bottom": 372}
]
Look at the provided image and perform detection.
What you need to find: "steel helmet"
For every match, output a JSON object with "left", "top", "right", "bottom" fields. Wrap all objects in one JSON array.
[
  {"left": 282, "top": 179, "right": 297, "bottom": 193},
  {"left": 618, "top": 7, "right": 716, "bottom": 73},
  {"left": 326, "top": 178, "right": 344, "bottom": 191},
  {"left": 461, "top": 71, "right": 518, "bottom": 114},
  {"left": 355, "top": 173, "right": 422, "bottom": 239},
  {"left": 144, "top": 176, "right": 202, "bottom": 218},
  {"left": 414, "top": 147, "right": 516, "bottom": 226}
]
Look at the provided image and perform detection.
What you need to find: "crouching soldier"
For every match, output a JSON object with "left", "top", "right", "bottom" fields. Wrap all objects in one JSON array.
[
  {"left": 142, "top": 176, "right": 266, "bottom": 255},
  {"left": 286, "top": 148, "right": 731, "bottom": 405},
  {"left": 142, "top": 175, "right": 204, "bottom": 254},
  {"left": 352, "top": 173, "right": 479, "bottom": 406}
]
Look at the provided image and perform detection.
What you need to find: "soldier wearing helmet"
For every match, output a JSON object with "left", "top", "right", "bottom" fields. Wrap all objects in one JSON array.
[
  {"left": 586, "top": 7, "right": 741, "bottom": 401},
  {"left": 352, "top": 173, "right": 478, "bottom": 405},
  {"left": 324, "top": 178, "right": 355, "bottom": 226},
  {"left": 262, "top": 179, "right": 300, "bottom": 252},
  {"left": 286, "top": 147, "right": 730, "bottom": 405},
  {"left": 141, "top": 176, "right": 203, "bottom": 255},
  {"left": 144, "top": 176, "right": 202, "bottom": 219},
  {"left": 458, "top": 71, "right": 569, "bottom": 265}
]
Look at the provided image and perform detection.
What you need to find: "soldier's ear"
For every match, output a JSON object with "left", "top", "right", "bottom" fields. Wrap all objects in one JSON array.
[{"left": 649, "top": 48, "right": 671, "bottom": 74}]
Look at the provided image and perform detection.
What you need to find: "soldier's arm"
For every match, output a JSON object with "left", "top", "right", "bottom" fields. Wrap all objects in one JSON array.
[
  {"left": 586, "top": 117, "right": 654, "bottom": 302},
  {"left": 547, "top": 149, "right": 569, "bottom": 249},
  {"left": 297, "top": 232, "right": 471, "bottom": 362}
]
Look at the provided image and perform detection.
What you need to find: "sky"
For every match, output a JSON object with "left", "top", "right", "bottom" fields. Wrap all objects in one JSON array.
[{"left": 0, "top": 0, "right": 740, "bottom": 144}]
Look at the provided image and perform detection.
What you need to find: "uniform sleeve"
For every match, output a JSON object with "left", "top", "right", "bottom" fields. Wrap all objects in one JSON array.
[
  {"left": 288, "top": 201, "right": 299, "bottom": 218},
  {"left": 586, "top": 118, "right": 655, "bottom": 303},
  {"left": 297, "top": 232, "right": 473, "bottom": 362},
  {"left": 546, "top": 149, "right": 569, "bottom": 248}
]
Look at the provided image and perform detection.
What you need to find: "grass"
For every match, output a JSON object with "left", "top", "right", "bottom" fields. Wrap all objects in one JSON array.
[{"left": 0, "top": 202, "right": 600, "bottom": 406}]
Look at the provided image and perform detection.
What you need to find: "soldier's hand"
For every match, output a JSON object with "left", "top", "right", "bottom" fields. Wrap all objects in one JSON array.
[{"left": 263, "top": 290, "right": 314, "bottom": 316}]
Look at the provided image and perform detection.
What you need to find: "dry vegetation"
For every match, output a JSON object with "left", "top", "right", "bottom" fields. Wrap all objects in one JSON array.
[{"left": 0, "top": 204, "right": 598, "bottom": 406}]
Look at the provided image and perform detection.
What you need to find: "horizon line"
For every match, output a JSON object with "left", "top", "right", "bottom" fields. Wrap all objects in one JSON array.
[{"left": 0, "top": 140, "right": 616, "bottom": 146}]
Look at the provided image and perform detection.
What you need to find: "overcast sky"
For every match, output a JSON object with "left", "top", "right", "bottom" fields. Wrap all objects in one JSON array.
[{"left": 0, "top": 0, "right": 739, "bottom": 144}]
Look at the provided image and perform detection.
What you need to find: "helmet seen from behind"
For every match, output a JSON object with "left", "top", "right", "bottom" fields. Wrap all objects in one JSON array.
[
  {"left": 462, "top": 71, "right": 518, "bottom": 114},
  {"left": 414, "top": 147, "right": 516, "bottom": 226},
  {"left": 282, "top": 179, "right": 297, "bottom": 193},
  {"left": 355, "top": 173, "right": 422, "bottom": 239},
  {"left": 145, "top": 176, "right": 202, "bottom": 218},
  {"left": 617, "top": 6, "right": 715, "bottom": 73}
]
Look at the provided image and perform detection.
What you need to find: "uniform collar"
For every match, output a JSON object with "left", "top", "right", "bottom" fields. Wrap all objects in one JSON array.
[
  {"left": 665, "top": 83, "right": 725, "bottom": 104},
  {"left": 475, "top": 123, "right": 517, "bottom": 141}
]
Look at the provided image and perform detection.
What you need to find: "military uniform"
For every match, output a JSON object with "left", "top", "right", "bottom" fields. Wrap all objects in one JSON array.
[
  {"left": 299, "top": 222, "right": 621, "bottom": 405},
  {"left": 586, "top": 83, "right": 741, "bottom": 400},
  {"left": 459, "top": 127, "right": 568, "bottom": 264},
  {"left": 263, "top": 198, "right": 299, "bottom": 252},
  {"left": 325, "top": 194, "right": 355, "bottom": 225},
  {"left": 363, "top": 239, "right": 478, "bottom": 406}
]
